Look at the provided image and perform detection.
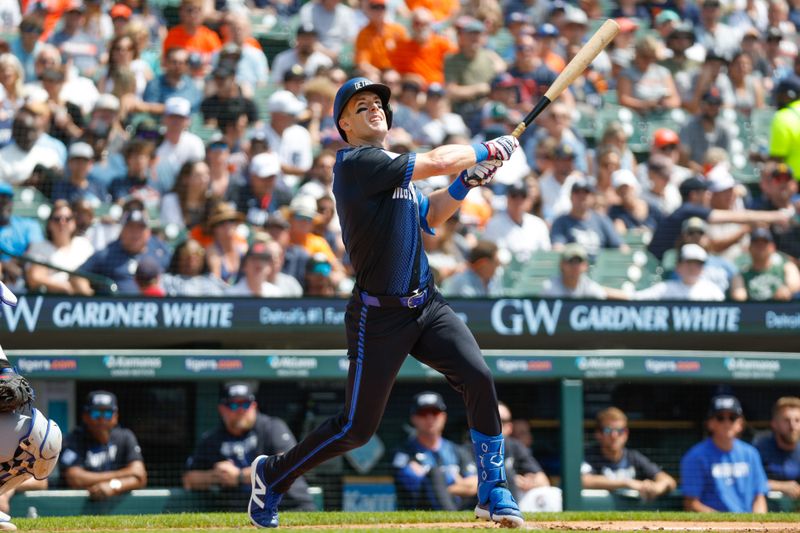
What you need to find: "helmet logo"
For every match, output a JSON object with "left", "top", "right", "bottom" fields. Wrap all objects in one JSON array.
[{"left": 353, "top": 80, "right": 371, "bottom": 90}]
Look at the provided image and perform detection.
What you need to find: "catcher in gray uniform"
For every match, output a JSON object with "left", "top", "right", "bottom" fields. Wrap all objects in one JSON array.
[{"left": 0, "top": 281, "right": 62, "bottom": 531}]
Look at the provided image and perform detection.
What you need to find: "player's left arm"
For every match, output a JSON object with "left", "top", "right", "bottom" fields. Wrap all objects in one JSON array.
[{"left": 425, "top": 188, "right": 463, "bottom": 229}]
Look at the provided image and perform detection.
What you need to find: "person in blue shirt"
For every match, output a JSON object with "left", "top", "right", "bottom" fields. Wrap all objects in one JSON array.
[
  {"left": 72, "top": 203, "right": 171, "bottom": 295},
  {"left": 393, "top": 392, "right": 478, "bottom": 511},
  {"left": 10, "top": 15, "right": 45, "bottom": 83},
  {"left": 754, "top": 396, "right": 800, "bottom": 500},
  {"left": 680, "top": 395, "right": 769, "bottom": 513},
  {"left": 142, "top": 47, "right": 202, "bottom": 113},
  {"left": 0, "top": 182, "right": 44, "bottom": 287},
  {"left": 51, "top": 142, "right": 109, "bottom": 205}
]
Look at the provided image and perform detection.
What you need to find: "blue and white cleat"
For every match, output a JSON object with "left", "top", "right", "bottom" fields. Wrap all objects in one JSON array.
[
  {"left": 0, "top": 511, "right": 17, "bottom": 531},
  {"left": 474, "top": 484, "right": 524, "bottom": 528},
  {"left": 248, "top": 455, "right": 283, "bottom": 528}
]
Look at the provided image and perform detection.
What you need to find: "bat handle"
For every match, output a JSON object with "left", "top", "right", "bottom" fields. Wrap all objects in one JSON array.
[{"left": 511, "top": 122, "right": 526, "bottom": 138}]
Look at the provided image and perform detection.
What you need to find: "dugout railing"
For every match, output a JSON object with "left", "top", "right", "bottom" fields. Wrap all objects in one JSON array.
[{"left": 7, "top": 347, "right": 800, "bottom": 514}]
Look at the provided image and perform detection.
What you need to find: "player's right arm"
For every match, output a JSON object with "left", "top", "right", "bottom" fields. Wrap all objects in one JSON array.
[{"left": 411, "top": 136, "right": 518, "bottom": 182}]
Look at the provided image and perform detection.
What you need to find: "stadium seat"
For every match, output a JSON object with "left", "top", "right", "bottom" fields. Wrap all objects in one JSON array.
[{"left": 502, "top": 251, "right": 561, "bottom": 296}]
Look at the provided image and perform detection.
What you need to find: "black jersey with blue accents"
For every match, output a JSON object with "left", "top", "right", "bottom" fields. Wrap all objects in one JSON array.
[{"left": 333, "top": 146, "right": 434, "bottom": 296}]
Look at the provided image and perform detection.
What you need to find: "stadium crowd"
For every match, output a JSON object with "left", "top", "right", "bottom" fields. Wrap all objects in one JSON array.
[{"left": 1, "top": 0, "right": 800, "bottom": 300}]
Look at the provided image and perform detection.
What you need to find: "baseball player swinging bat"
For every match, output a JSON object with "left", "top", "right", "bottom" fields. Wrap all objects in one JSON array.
[{"left": 511, "top": 19, "right": 620, "bottom": 138}]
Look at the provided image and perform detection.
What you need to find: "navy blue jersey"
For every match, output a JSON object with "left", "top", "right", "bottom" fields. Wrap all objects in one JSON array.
[
  {"left": 59, "top": 426, "right": 143, "bottom": 477},
  {"left": 333, "top": 146, "right": 433, "bottom": 295}
]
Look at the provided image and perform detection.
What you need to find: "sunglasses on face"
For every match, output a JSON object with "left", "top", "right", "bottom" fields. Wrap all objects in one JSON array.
[
  {"left": 601, "top": 427, "right": 626, "bottom": 436},
  {"left": 565, "top": 257, "right": 586, "bottom": 265},
  {"left": 224, "top": 400, "right": 253, "bottom": 411},
  {"left": 713, "top": 413, "right": 740, "bottom": 423},
  {"left": 368, "top": 3, "right": 386, "bottom": 9},
  {"left": 89, "top": 409, "right": 115, "bottom": 420}
]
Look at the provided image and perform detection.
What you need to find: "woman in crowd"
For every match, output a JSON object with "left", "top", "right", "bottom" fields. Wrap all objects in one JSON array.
[
  {"left": 205, "top": 202, "right": 248, "bottom": 285},
  {"left": 162, "top": 238, "right": 227, "bottom": 296},
  {"left": 617, "top": 35, "right": 681, "bottom": 113},
  {"left": 727, "top": 50, "right": 764, "bottom": 116},
  {"left": 25, "top": 200, "right": 95, "bottom": 294},
  {"left": 97, "top": 33, "right": 153, "bottom": 98},
  {"left": 161, "top": 160, "right": 212, "bottom": 232}
]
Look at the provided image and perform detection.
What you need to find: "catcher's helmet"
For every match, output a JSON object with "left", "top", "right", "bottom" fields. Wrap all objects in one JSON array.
[{"left": 333, "top": 77, "right": 393, "bottom": 142}]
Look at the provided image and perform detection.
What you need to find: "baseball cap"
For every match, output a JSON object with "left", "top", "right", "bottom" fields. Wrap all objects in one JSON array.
[
  {"left": 767, "top": 27, "right": 783, "bottom": 41},
  {"left": 506, "top": 11, "right": 531, "bottom": 25},
  {"left": 679, "top": 243, "right": 708, "bottom": 263},
  {"left": 212, "top": 64, "right": 235, "bottom": 79},
  {"left": 708, "top": 394, "right": 743, "bottom": 418},
  {"left": 772, "top": 163, "right": 794, "bottom": 180},
  {"left": 85, "top": 390, "right": 118, "bottom": 411},
  {"left": 110, "top": 3, "right": 132, "bottom": 18},
  {"left": 66, "top": 0, "right": 86, "bottom": 12},
  {"left": 707, "top": 165, "right": 735, "bottom": 192},
  {"left": 652, "top": 128, "right": 679, "bottom": 148},
  {"left": 0, "top": 280, "right": 17, "bottom": 307},
  {"left": 68, "top": 142, "right": 94, "bottom": 160},
  {"left": 264, "top": 211, "right": 290, "bottom": 230},
  {"left": 411, "top": 391, "right": 447, "bottom": 415},
  {"left": 290, "top": 195, "right": 318, "bottom": 220},
  {"left": 564, "top": 6, "right": 588, "bottom": 26},
  {"left": 536, "top": 23, "right": 559, "bottom": 38},
  {"left": 679, "top": 176, "right": 710, "bottom": 197},
  {"left": 220, "top": 382, "right": 256, "bottom": 403},
  {"left": 296, "top": 23, "right": 317, "bottom": 37},
  {"left": 120, "top": 208, "right": 149, "bottom": 227},
  {"left": 561, "top": 242, "right": 588, "bottom": 262},
  {"left": 506, "top": 182, "right": 528, "bottom": 198},
  {"left": 702, "top": 0, "right": 722, "bottom": 7},
  {"left": 681, "top": 216, "right": 708, "bottom": 234},
  {"left": 250, "top": 152, "right": 281, "bottom": 178},
  {"left": 135, "top": 256, "right": 162, "bottom": 284},
  {"left": 571, "top": 177, "right": 595, "bottom": 193},
  {"left": 702, "top": 87, "right": 723, "bottom": 105},
  {"left": 554, "top": 142, "right": 576, "bottom": 159},
  {"left": 164, "top": 96, "right": 191, "bottom": 117},
  {"left": 655, "top": 9, "right": 680, "bottom": 25},
  {"left": 427, "top": 82, "right": 446, "bottom": 97},
  {"left": 750, "top": 227, "right": 775, "bottom": 242},
  {"left": 245, "top": 240, "right": 273, "bottom": 261},
  {"left": 283, "top": 64, "right": 306, "bottom": 82},
  {"left": 611, "top": 169, "right": 639, "bottom": 190},
  {"left": 774, "top": 75, "right": 800, "bottom": 100},
  {"left": 668, "top": 22, "right": 695, "bottom": 41},
  {"left": 454, "top": 16, "right": 485, "bottom": 33},
  {"left": 491, "top": 72, "right": 516, "bottom": 90},
  {"left": 267, "top": 90, "right": 306, "bottom": 116},
  {"left": 0, "top": 182, "right": 13, "bottom": 197},
  {"left": 94, "top": 93, "right": 121, "bottom": 112},
  {"left": 614, "top": 17, "right": 639, "bottom": 33}
]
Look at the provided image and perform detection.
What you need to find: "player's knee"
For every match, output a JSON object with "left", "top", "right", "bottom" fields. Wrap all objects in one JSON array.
[
  {"left": 345, "top": 421, "right": 377, "bottom": 448},
  {"left": 464, "top": 360, "right": 494, "bottom": 389}
]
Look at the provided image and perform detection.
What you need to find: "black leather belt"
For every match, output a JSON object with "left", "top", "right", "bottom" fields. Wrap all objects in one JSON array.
[{"left": 358, "top": 286, "right": 430, "bottom": 308}]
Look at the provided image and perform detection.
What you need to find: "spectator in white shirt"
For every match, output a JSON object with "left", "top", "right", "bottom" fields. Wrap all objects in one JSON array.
[
  {"left": 0, "top": 104, "right": 61, "bottom": 185},
  {"left": 154, "top": 96, "right": 205, "bottom": 193},
  {"left": 634, "top": 243, "right": 725, "bottom": 301},
  {"left": 540, "top": 243, "right": 628, "bottom": 299},
  {"left": 226, "top": 239, "right": 282, "bottom": 297},
  {"left": 483, "top": 182, "right": 550, "bottom": 263},
  {"left": 263, "top": 90, "right": 313, "bottom": 189},
  {"left": 269, "top": 25, "right": 333, "bottom": 85}
]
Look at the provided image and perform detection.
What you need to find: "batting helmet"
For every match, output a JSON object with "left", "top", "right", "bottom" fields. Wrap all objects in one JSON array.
[{"left": 333, "top": 77, "right": 393, "bottom": 142}]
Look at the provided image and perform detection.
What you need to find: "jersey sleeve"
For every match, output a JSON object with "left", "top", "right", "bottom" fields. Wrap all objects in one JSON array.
[
  {"left": 184, "top": 431, "right": 221, "bottom": 471},
  {"left": 121, "top": 429, "right": 144, "bottom": 465},
  {"left": 629, "top": 449, "right": 662, "bottom": 480},
  {"left": 415, "top": 184, "right": 435, "bottom": 236},
  {"left": 679, "top": 446, "right": 703, "bottom": 498},
  {"left": 261, "top": 416, "right": 298, "bottom": 455},
  {"left": 751, "top": 446, "right": 770, "bottom": 495},
  {"left": 340, "top": 148, "right": 416, "bottom": 196},
  {"left": 58, "top": 432, "right": 85, "bottom": 471}
]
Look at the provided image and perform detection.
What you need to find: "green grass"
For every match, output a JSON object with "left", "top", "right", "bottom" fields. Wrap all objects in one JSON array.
[{"left": 13, "top": 511, "right": 800, "bottom": 532}]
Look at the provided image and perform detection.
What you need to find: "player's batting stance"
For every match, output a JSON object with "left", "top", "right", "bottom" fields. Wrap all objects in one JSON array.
[
  {"left": 0, "top": 281, "right": 62, "bottom": 531},
  {"left": 249, "top": 78, "right": 523, "bottom": 528}
]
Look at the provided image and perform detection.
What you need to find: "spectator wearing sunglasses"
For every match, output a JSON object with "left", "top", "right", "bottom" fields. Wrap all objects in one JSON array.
[
  {"left": 680, "top": 395, "right": 769, "bottom": 513},
  {"left": 59, "top": 390, "right": 147, "bottom": 500},
  {"left": 182, "top": 382, "right": 315, "bottom": 511},
  {"left": 581, "top": 407, "right": 676, "bottom": 501}
]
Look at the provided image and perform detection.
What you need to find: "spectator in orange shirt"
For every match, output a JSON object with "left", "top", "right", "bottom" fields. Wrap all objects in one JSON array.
[
  {"left": 354, "top": 0, "right": 407, "bottom": 80},
  {"left": 162, "top": 0, "right": 221, "bottom": 70},
  {"left": 388, "top": 8, "right": 456, "bottom": 85},
  {"left": 405, "top": 0, "right": 459, "bottom": 22},
  {"left": 288, "top": 195, "right": 345, "bottom": 286}
]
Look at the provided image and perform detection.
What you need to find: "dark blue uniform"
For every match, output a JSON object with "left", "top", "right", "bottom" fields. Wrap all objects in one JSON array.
[{"left": 264, "top": 145, "right": 501, "bottom": 494}]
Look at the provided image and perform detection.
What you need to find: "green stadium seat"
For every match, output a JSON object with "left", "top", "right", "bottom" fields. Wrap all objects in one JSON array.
[{"left": 502, "top": 250, "right": 561, "bottom": 296}]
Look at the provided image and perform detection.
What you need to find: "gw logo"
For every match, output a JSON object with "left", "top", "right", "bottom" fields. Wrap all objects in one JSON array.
[{"left": 353, "top": 80, "right": 370, "bottom": 90}]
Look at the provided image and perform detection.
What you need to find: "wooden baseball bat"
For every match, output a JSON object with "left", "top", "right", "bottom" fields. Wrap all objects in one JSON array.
[{"left": 511, "top": 19, "right": 620, "bottom": 138}]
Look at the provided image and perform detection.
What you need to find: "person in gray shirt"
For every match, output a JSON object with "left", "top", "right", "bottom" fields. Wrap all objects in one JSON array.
[
  {"left": 540, "top": 244, "right": 628, "bottom": 299},
  {"left": 441, "top": 240, "right": 503, "bottom": 297}
]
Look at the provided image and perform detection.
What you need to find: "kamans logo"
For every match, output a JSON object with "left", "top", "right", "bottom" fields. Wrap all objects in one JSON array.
[
  {"left": 724, "top": 357, "right": 780, "bottom": 378},
  {"left": 184, "top": 358, "right": 243, "bottom": 373},
  {"left": 16, "top": 358, "right": 77, "bottom": 374},
  {"left": 103, "top": 355, "right": 162, "bottom": 377},
  {"left": 576, "top": 357, "right": 624, "bottom": 371},
  {"left": 268, "top": 357, "right": 318, "bottom": 370}
]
